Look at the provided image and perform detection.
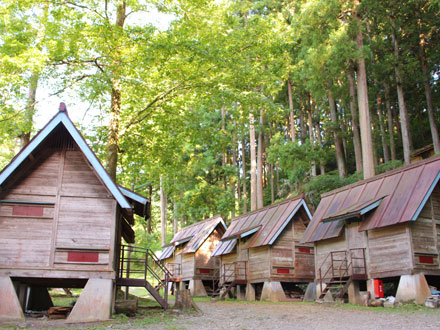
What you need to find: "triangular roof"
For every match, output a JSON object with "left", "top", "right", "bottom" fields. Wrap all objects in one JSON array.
[
  {"left": 0, "top": 109, "right": 132, "bottom": 211},
  {"left": 301, "top": 155, "right": 440, "bottom": 243},
  {"left": 159, "top": 215, "right": 227, "bottom": 260},
  {"left": 213, "top": 195, "right": 312, "bottom": 256}
]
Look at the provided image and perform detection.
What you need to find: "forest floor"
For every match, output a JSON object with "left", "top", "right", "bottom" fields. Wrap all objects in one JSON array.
[{"left": 3, "top": 299, "right": 440, "bottom": 330}]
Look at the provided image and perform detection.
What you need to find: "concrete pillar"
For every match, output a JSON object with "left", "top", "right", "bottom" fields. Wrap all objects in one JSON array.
[
  {"left": 67, "top": 278, "right": 113, "bottom": 323},
  {"left": 0, "top": 276, "right": 25, "bottom": 322},
  {"left": 27, "top": 287, "right": 53, "bottom": 311},
  {"left": 189, "top": 280, "right": 207, "bottom": 297},
  {"left": 348, "top": 281, "right": 361, "bottom": 305},
  {"left": 237, "top": 285, "right": 246, "bottom": 300},
  {"left": 261, "top": 281, "right": 286, "bottom": 302},
  {"left": 303, "top": 282, "right": 317, "bottom": 302},
  {"left": 366, "top": 279, "right": 376, "bottom": 300},
  {"left": 246, "top": 283, "right": 255, "bottom": 301},
  {"left": 396, "top": 274, "right": 431, "bottom": 304}
]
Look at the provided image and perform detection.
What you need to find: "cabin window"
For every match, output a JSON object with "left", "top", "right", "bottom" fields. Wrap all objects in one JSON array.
[{"left": 67, "top": 251, "right": 99, "bottom": 263}]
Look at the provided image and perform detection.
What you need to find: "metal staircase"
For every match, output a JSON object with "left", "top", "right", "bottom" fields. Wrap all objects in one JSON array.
[
  {"left": 117, "top": 245, "right": 172, "bottom": 309},
  {"left": 318, "top": 248, "right": 367, "bottom": 301},
  {"left": 213, "top": 261, "right": 247, "bottom": 299}
]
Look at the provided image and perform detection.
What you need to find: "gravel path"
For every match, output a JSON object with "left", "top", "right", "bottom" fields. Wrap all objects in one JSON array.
[
  {"left": 154, "top": 301, "right": 440, "bottom": 330},
  {"left": 4, "top": 301, "right": 440, "bottom": 329}
]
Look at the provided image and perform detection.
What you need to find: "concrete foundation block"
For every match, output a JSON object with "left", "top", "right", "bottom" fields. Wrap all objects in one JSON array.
[
  {"left": 348, "top": 281, "right": 360, "bottom": 305},
  {"left": 303, "top": 282, "right": 316, "bottom": 302},
  {"left": 0, "top": 276, "right": 25, "bottom": 322},
  {"left": 237, "top": 285, "right": 246, "bottom": 300},
  {"left": 246, "top": 283, "right": 255, "bottom": 301},
  {"left": 396, "top": 274, "right": 431, "bottom": 304},
  {"left": 189, "top": 280, "right": 207, "bottom": 297},
  {"left": 67, "top": 278, "right": 113, "bottom": 323},
  {"left": 366, "top": 279, "right": 376, "bottom": 300},
  {"left": 261, "top": 281, "right": 286, "bottom": 302},
  {"left": 27, "top": 287, "right": 53, "bottom": 311},
  {"left": 323, "top": 290, "right": 334, "bottom": 302}
]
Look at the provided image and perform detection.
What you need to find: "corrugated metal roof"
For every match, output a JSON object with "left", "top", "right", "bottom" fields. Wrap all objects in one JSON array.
[
  {"left": 301, "top": 156, "right": 440, "bottom": 243},
  {"left": 211, "top": 239, "right": 237, "bottom": 257},
  {"left": 322, "top": 195, "right": 385, "bottom": 223},
  {"left": 220, "top": 195, "right": 312, "bottom": 249},
  {"left": 159, "top": 245, "right": 175, "bottom": 260},
  {"left": 167, "top": 215, "right": 227, "bottom": 255}
]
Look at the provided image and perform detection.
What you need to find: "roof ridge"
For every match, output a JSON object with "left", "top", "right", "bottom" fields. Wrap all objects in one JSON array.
[
  {"left": 321, "top": 155, "right": 440, "bottom": 198},
  {"left": 178, "top": 214, "right": 222, "bottom": 231},
  {"left": 231, "top": 194, "right": 305, "bottom": 223}
]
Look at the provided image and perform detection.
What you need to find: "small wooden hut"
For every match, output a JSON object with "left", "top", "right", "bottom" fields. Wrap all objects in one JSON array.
[
  {"left": 212, "top": 195, "right": 314, "bottom": 302},
  {"left": 0, "top": 105, "right": 166, "bottom": 323},
  {"left": 301, "top": 156, "right": 440, "bottom": 304},
  {"left": 159, "top": 215, "right": 227, "bottom": 296}
]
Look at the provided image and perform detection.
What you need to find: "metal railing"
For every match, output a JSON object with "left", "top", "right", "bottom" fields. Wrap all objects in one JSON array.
[
  {"left": 119, "top": 245, "right": 172, "bottom": 291},
  {"left": 166, "top": 263, "right": 181, "bottom": 278},
  {"left": 221, "top": 261, "right": 247, "bottom": 284},
  {"left": 318, "top": 248, "right": 366, "bottom": 294}
]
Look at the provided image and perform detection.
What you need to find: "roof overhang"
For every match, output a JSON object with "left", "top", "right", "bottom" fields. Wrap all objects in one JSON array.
[
  {"left": 322, "top": 196, "right": 386, "bottom": 223},
  {"left": 186, "top": 217, "right": 228, "bottom": 253},
  {"left": 411, "top": 171, "right": 440, "bottom": 221}
]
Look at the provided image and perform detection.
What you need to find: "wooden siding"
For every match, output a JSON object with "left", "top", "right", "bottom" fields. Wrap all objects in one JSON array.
[
  {"left": 181, "top": 253, "right": 195, "bottom": 279},
  {"left": 270, "top": 221, "right": 294, "bottom": 279},
  {"left": 368, "top": 223, "right": 412, "bottom": 277},
  {"left": 293, "top": 216, "right": 314, "bottom": 280},
  {"left": 195, "top": 228, "right": 222, "bottom": 269},
  {"left": 248, "top": 246, "right": 270, "bottom": 282},
  {"left": 0, "top": 147, "right": 117, "bottom": 276}
]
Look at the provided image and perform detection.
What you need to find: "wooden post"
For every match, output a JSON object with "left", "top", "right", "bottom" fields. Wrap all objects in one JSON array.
[{"left": 125, "top": 246, "right": 131, "bottom": 300}]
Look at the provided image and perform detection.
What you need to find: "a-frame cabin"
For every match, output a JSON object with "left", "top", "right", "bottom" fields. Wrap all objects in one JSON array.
[
  {"left": 159, "top": 215, "right": 227, "bottom": 296},
  {"left": 212, "top": 195, "right": 314, "bottom": 301},
  {"left": 301, "top": 156, "right": 440, "bottom": 304},
  {"left": 0, "top": 105, "right": 167, "bottom": 323}
]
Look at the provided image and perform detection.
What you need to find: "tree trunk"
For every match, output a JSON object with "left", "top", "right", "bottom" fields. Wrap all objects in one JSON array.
[
  {"left": 241, "top": 139, "right": 248, "bottom": 214},
  {"left": 257, "top": 110, "right": 264, "bottom": 209},
  {"left": 419, "top": 33, "right": 440, "bottom": 153},
  {"left": 355, "top": 22, "right": 375, "bottom": 179},
  {"left": 287, "top": 78, "right": 296, "bottom": 142},
  {"left": 250, "top": 113, "right": 257, "bottom": 211},
  {"left": 160, "top": 176, "right": 167, "bottom": 247},
  {"left": 384, "top": 83, "right": 397, "bottom": 161},
  {"left": 377, "top": 96, "right": 390, "bottom": 163},
  {"left": 314, "top": 110, "right": 325, "bottom": 175},
  {"left": 106, "top": 1, "right": 126, "bottom": 181},
  {"left": 231, "top": 134, "right": 238, "bottom": 219},
  {"left": 347, "top": 69, "right": 363, "bottom": 172},
  {"left": 328, "top": 90, "right": 347, "bottom": 178},
  {"left": 173, "top": 197, "right": 178, "bottom": 236},
  {"left": 147, "top": 185, "right": 152, "bottom": 234},
  {"left": 299, "top": 102, "right": 307, "bottom": 143},
  {"left": 392, "top": 30, "right": 412, "bottom": 165},
  {"left": 20, "top": 72, "right": 39, "bottom": 148},
  {"left": 308, "top": 96, "right": 316, "bottom": 177}
]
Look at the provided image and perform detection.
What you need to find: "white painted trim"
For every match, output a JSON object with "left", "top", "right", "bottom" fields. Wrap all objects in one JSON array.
[
  {"left": 119, "top": 186, "right": 148, "bottom": 205},
  {"left": 191, "top": 218, "right": 227, "bottom": 253},
  {"left": 0, "top": 115, "right": 62, "bottom": 185},
  {"left": 268, "top": 200, "right": 310, "bottom": 245},
  {"left": 0, "top": 112, "right": 131, "bottom": 210},
  {"left": 411, "top": 171, "right": 440, "bottom": 221},
  {"left": 240, "top": 226, "right": 260, "bottom": 238}
]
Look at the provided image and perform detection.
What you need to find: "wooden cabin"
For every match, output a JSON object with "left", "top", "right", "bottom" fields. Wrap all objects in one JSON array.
[
  {"left": 0, "top": 105, "right": 161, "bottom": 323},
  {"left": 301, "top": 156, "right": 440, "bottom": 304},
  {"left": 212, "top": 196, "right": 314, "bottom": 302},
  {"left": 159, "top": 215, "right": 227, "bottom": 296}
]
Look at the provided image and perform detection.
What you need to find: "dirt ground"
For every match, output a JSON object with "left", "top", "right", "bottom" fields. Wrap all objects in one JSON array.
[{"left": 2, "top": 301, "right": 440, "bottom": 330}]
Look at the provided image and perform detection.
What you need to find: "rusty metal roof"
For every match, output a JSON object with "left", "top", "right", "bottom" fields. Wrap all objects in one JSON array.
[
  {"left": 219, "top": 195, "right": 312, "bottom": 250},
  {"left": 166, "top": 215, "right": 227, "bottom": 255},
  {"left": 159, "top": 245, "right": 175, "bottom": 260},
  {"left": 301, "top": 156, "right": 440, "bottom": 243},
  {"left": 211, "top": 238, "right": 237, "bottom": 257}
]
